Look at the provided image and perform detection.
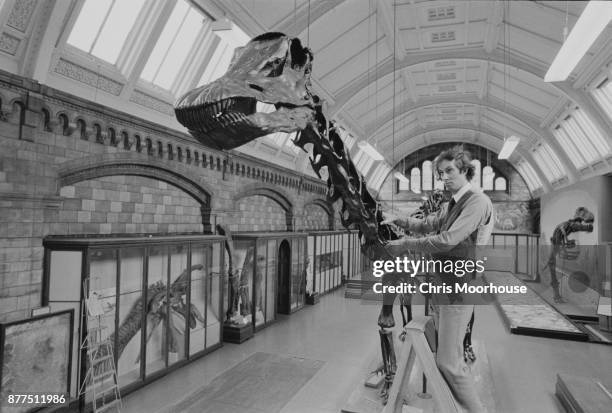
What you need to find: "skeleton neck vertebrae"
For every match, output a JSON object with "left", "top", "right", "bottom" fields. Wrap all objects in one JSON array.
[
  {"left": 175, "top": 32, "right": 449, "bottom": 406},
  {"left": 175, "top": 32, "right": 400, "bottom": 259}
]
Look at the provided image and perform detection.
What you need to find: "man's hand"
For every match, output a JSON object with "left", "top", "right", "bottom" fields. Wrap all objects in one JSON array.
[
  {"left": 384, "top": 238, "right": 407, "bottom": 256},
  {"left": 381, "top": 212, "right": 400, "bottom": 226}
]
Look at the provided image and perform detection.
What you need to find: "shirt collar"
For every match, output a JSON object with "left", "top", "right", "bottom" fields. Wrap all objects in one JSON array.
[{"left": 452, "top": 182, "right": 471, "bottom": 203}]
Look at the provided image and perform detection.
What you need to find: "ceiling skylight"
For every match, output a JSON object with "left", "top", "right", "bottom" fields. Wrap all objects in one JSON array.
[
  {"left": 198, "top": 22, "right": 250, "bottom": 85},
  {"left": 141, "top": 0, "right": 206, "bottom": 90},
  {"left": 67, "top": 0, "right": 145, "bottom": 64}
]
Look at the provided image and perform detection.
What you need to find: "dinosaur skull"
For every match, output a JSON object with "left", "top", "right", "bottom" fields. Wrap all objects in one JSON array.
[
  {"left": 573, "top": 207, "right": 594, "bottom": 224},
  {"left": 175, "top": 32, "right": 316, "bottom": 150}
]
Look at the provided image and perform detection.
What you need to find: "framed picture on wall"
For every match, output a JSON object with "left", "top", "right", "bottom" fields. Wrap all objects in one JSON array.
[{"left": 0, "top": 309, "right": 74, "bottom": 412}]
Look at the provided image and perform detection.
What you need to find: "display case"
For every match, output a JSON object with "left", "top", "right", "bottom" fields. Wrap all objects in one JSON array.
[
  {"left": 308, "top": 231, "right": 345, "bottom": 296},
  {"left": 223, "top": 232, "right": 307, "bottom": 342},
  {"left": 42, "top": 234, "right": 225, "bottom": 399},
  {"left": 343, "top": 230, "right": 366, "bottom": 281}
]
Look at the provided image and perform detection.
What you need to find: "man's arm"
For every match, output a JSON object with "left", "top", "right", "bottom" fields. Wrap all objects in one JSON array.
[
  {"left": 385, "top": 211, "right": 442, "bottom": 234},
  {"left": 386, "top": 196, "right": 490, "bottom": 255}
]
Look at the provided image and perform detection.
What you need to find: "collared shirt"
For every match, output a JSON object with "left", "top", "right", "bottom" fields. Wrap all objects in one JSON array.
[{"left": 452, "top": 182, "right": 471, "bottom": 203}]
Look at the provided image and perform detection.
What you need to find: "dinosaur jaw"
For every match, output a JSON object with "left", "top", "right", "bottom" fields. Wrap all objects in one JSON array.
[{"left": 176, "top": 96, "right": 315, "bottom": 150}]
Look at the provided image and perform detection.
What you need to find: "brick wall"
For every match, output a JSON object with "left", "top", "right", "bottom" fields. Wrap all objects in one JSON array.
[
  {"left": 301, "top": 203, "right": 330, "bottom": 230},
  {"left": 56, "top": 176, "right": 204, "bottom": 235},
  {"left": 231, "top": 195, "right": 287, "bottom": 232},
  {"left": 0, "top": 72, "right": 337, "bottom": 322}
]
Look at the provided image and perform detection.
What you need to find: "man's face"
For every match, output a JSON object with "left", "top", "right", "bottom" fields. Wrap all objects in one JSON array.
[{"left": 437, "top": 159, "right": 468, "bottom": 193}]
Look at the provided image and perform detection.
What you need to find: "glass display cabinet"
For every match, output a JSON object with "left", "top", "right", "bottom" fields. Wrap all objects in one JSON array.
[
  {"left": 222, "top": 232, "right": 307, "bottom": 343},
  {"left": 308, "top": 231, "right": 344, "bottom": 296},
  {"left": 43, "top": 234, "right": 225, "bottom": 399}
]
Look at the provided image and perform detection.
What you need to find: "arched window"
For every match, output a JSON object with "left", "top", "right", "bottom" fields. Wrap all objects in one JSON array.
[
  {"left": 482, "top": 166, "right": 494, "bottom": 190},
  {"left": 410, "top": 167, "right": 421, "bottom": 193},
  {"left": 398, "top": 176, "right": 410, "bottom": 191},
  {"left": 434, "top": 178, "right": 444, "bottom": 190},
  {"left": 494, "top": 177, "right": 507, "bottom": 191},
  {"left": 422, "top": 161, "right": 433, "bottom": 191},
  {"left": 471, "top": 159, "right": 481, "bottom": 188}
]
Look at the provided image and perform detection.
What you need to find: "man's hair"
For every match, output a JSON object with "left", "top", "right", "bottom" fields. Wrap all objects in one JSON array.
[{"left": 433, "top": 146, "right": 475, "bottom": 181}]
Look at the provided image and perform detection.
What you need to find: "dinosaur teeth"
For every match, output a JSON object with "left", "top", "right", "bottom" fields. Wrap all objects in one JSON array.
[{"left": 256, "top": 102, "right": 276, "bottom": 114}]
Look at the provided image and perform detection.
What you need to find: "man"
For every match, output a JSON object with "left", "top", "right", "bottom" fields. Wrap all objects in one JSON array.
[{"left": 383, "top": 146, "right": 492, "bottom": 413}]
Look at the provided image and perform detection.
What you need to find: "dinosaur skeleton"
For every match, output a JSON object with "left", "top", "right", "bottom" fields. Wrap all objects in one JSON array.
[
  {"left": 86, "top": 264, "right": 206, "bottom": 380},
  {"left": 175, "top": 32, "right": 470, "bottom": 403},
  {"left": 544, "top": 207, "right": 594, "bottom": 302}
]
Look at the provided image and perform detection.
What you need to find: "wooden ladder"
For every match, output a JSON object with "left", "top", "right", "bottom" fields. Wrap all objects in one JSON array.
[{"left": 79, "top": 279, "right": 122, "bottom": 412}]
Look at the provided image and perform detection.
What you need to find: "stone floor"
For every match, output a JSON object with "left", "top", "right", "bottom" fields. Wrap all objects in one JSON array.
[{"left": 120, "top": 287, "right": 612, "bottom": 413}]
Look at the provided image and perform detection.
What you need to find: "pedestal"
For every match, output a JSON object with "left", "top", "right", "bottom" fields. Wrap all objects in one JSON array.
[
  {"left": 306, "top": 293, "right": 320, "bottom": 305},
  {"left": 223, "top": 323, "right": 253, "bottom": 343}
]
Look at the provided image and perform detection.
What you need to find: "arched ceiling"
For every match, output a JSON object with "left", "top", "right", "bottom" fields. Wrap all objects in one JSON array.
[
  {"left": 1, "top": 0, "right": 610, "bottom": 196},
  {"left": 211, "top": 0, "right": 612, "bottom": 194}
]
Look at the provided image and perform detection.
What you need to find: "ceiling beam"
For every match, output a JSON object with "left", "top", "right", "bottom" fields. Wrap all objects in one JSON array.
[
  {"left": 407, "top": 0, "right": 424, "bottom": 50},
  {"left": 377, "top": 0, "right": 408, "bottom": 60},
  {"left": 206, "top": 0, "right": 267, "bottom": 36},
  {"left": 478, "top": 62, "right": 490, "bottom": 99},
  {"left": 401, "top": 70, "right": 418, "bottom": 103},
  {"left": 464, "top": 1, "right": 471, "bottom": 48},
  {"left": 555, "top": 81, "right": 612, "bottom": 145},
  {"left": 326, "top": 47, "right": 612, "bottom": 146},
  {"left": 25, "top": 1, "right": 71, "bottom": 82},
  {"left": 329, "top": 46, "right": 549, "bottom": 115},
  {"left": 272, "top": 0, "right": 347, "bottom": 37}
]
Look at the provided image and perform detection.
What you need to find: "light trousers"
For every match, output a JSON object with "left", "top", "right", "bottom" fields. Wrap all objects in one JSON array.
[{"left": 435, "top": 305, "right": 484, "bottom": 413}]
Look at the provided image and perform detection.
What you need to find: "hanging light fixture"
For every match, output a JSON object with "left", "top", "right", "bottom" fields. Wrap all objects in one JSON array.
[
  {"left": 498, "top": 135, "right": 520, "bottom": 159},
  {"left": 545, "top": 1, "right": 612, "bottom": 82}
]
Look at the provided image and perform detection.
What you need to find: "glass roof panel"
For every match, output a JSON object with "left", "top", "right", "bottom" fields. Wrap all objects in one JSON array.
[
  {"left": 140, "top": 1, "right": 188, "bottom": 82},
  {"left": 543, "top": 144, "right": 566, "bottom": 179},
  {"left": 67, "top": 0, "right": 113, "bottom": 53},
  {"left": 199, "top": 25, "right": 250, "bottom": 85},
  {"left": 90, "top": 0, "right": 145, "bottom": 63},
  {"left": 358, "top": 156, "right": 375, "bottom": 175},
  {"left": 337, "top": 128, "right": 355, "bottom": 149},
  {"left": 563, "top": 116, "right": 599, "bottom": 162},
  {"left": 573, "top": 109, "right": 610, "bottom": 154},
  {"left": 533, "top": 144, "right": 564, "bottom": 181},
  {"left": 141, "top": 0, "right": 205, "bottom": 90},
  {"left": 531, "top": 149, "right": 554, "bottom": 181},
  {"left": 592, "top": 78, "right": 612, "bottom": 118},
  {"left": 516, "top": 161, "right": 542, "bottom": 191},
  {"left": 198, "top": 43, "right": 232, "bottom": 85},
  {"left": 373, "top": 165, "right": 392, "bottom": 190},
  {"left": 553, "top": 126, "right": 587, "bottom": 168}
]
